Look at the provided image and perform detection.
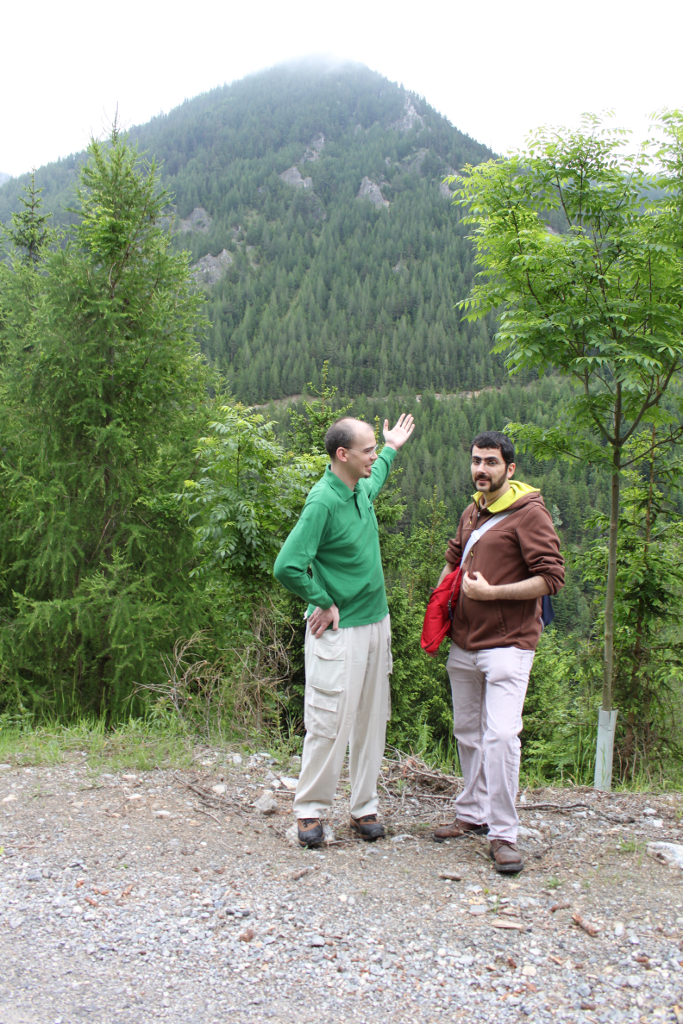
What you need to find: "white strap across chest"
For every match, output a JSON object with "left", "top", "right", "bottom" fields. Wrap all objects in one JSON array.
[{"left": 461, "top": 510, "right": 513, "bottom": 562}]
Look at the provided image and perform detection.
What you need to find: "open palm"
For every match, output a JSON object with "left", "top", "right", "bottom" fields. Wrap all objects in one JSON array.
[{"left": 383, "top": 413, "right": 415, "bottom": 450}]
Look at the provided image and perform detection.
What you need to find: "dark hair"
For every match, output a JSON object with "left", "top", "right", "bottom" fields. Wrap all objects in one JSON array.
[
  {"left": 470, "top": 430, "right": 515, "bottom": 467},
  {"left": 324, "top": 417, "right": 359, "bottom": 460}
]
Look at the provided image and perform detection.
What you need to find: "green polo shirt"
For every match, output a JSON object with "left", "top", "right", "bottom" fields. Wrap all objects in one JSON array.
[{"left": 273, "top": 445, "right": 398, "bottom": 628}]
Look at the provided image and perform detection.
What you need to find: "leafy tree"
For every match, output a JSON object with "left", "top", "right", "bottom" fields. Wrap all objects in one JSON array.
[
  {"left": 576, "top": 452, "right": 683, "bottom": 779},
  {"left": 287, "top": 361, "right": 352, "bottom": 455},
  {"left": 184, "top": 404, "right": 324, "bottom": 586},
  {"left": 0, "top": 124, "right": 209, "bottom": 719},
  {"left": 454, "top": 114, "right": 683, "bottom": 786}
]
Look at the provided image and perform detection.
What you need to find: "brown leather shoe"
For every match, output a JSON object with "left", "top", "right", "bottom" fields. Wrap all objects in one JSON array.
[
  {"left": 350, "top": 814, "right": 385, "bottom": 841},
  {"left": 433, "top": 818, "right": 489, "bottom": 843},
  {"left": 490, "top": 839, "right": 524, "bottom": 873},
  {"left": 297, "top": 818, "right": 324, "bottom": 848}
]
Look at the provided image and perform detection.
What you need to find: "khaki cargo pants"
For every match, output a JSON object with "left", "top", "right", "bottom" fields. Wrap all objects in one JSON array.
[{"left": 293, "top": 614, "right": 392, "bottom": 821}]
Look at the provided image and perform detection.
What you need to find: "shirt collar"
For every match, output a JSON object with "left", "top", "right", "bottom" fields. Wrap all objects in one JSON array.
[{"left": 324, "top": 465, "right": 356, "bottom": 501}]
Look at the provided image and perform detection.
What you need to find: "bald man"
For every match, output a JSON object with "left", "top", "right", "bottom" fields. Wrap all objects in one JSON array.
[{"left": 274, "top": 414, "right": 415, "bottom": 847}]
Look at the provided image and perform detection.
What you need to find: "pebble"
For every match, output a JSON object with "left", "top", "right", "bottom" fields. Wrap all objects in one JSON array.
[
  {"left": 2, "top": 762, "right": 681, "bottom": 1024},
  {"left": 153, "top": 810, "right": 172, "bottom": 818},
  {"left": 254, "top": 793, "right": 278, "bottom": 815},
  {"left": 211, "top": 784, "right": 227, "bottom": 795},
  {"left": 648, "top": 841, "right": 683, "bottom": 869}
]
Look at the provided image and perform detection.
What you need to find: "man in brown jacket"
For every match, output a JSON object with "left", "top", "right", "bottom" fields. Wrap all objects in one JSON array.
[{"left": 433, "top": 431, "right": 564, "bottom": 873}]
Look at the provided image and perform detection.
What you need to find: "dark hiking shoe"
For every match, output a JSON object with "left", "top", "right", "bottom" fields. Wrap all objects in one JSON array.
[
  {"left": 350, "top": 814, "right": 385, "bottom": 841},
  {"left": 490, "top": 839, "right": 524, "bottom": 874},
  {"left": 297, "top": 818, "right": 324, "bottom": 848},
  {"left": 433, "top": 818, "right": 489, "bottom": 843}
]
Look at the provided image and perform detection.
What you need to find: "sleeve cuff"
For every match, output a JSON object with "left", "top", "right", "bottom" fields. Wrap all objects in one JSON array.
[
  {"left": 540, "top": 574, "right": 564, "bottom": 596},
  {"left": 381, "top": 445, "right": 398, "bottom": 463}
]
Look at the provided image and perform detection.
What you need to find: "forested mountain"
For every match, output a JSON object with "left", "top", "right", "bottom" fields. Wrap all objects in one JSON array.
[
  {"left": 0, "top": 173, "right": 10, "bottom": 186},
  {"left": 0, "top": 61, "right": 498, "bottom": 402},
  {"left": 0, "top": 60, "right": 613, "bottom": 610},
  {"left": 4, "top": 61, "right": 682, "bottom": 782}
]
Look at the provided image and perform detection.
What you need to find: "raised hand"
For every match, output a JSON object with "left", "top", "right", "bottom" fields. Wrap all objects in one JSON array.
[{"left": 383, "top": 413, "right": 415, "bottom": 451}]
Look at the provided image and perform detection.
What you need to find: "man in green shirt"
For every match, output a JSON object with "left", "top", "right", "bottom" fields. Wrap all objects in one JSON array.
[{"left": 274, "top": 414, "right": 415, "bottom": 847}]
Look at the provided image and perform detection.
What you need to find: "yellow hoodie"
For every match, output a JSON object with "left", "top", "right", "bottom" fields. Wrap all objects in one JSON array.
[{"left": 472, "top": 480, "right": 540, "bottom": 515}]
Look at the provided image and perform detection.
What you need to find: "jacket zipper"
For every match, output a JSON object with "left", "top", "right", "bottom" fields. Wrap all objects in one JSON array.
[{"left": 463, "top": 505, "right": 482, "bottom": 649}]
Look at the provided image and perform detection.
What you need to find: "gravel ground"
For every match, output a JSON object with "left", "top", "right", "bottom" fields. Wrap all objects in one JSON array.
[{"left": 2, "top": 752, "right": 683, "bottom": 1024}]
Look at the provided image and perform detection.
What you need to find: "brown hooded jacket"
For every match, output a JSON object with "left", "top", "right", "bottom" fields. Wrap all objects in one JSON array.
[{"left": 445, "top": 487, "right": 564, "bottom": 652}]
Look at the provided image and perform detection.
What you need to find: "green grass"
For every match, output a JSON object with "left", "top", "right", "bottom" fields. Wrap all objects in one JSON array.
[
  {"left": 0, "top": 718, "right": 197, "bottom": 771},
  {"left": 0, "top": 712, "right": 306, "bottom": 774},
  {"left": 0, "top": 710, "right": 680, "bottom": 794}
]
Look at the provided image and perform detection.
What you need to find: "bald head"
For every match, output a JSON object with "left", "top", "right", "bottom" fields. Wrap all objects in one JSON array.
[
  {"left": 325, "top": 419, "right": 362, "bottom": 460},
  {"left": 325, "top": 417, "right": 368, "bottom": 460}
]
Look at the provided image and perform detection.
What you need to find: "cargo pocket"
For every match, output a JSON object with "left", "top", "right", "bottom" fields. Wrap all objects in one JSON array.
[{"left": 304, "top": 631, "right": 346, "bottom": 739}]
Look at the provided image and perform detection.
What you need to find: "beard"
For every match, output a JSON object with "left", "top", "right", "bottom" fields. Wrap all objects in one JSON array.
[{"left": 473, "top": 466, "right": 508, "bottom": 494}]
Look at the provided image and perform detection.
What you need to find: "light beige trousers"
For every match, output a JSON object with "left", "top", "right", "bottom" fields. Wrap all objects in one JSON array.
[
  {"left": 293, "top": 614, "right": 392, "bottom": 820},
  {"left": 447, "top": 642, "right": 535, "bottom": 843}
]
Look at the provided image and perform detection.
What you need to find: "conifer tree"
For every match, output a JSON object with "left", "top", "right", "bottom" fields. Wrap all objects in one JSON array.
[
  {"left": 5, "top": 172, "right": 51, "bottom": 264},
  {"left": 0, "top": 124, "right": 209, "bottom": 718}
]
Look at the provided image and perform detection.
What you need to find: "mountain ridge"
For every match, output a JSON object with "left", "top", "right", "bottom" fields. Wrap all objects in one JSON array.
[{"left": 0, "top": 61, "right": 499, "bottom": 403}]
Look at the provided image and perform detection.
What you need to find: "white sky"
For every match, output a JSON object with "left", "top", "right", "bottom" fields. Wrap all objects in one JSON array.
[{"left": 1, "top": 0, "right": 681, "bottom": 178}]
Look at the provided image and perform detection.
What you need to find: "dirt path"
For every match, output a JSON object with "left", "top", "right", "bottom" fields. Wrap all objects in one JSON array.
[{"left": 1, "top": 753, "right": 683, "bottom": 1024}]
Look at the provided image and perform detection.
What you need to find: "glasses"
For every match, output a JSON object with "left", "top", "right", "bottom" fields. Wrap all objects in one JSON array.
[{"left": 345, "top": 443, "right": 380, "bottom": 455}]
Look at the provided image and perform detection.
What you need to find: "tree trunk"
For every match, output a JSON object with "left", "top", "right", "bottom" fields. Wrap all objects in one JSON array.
[
  {"left": 595, "top": 391, "right": 622, "bottom": 792},
  {"left": 602, "top": 445, "right": 621, "bottom": 711},
  {"left": 621, "top": 426, "right": 656, "bottom": 780}
]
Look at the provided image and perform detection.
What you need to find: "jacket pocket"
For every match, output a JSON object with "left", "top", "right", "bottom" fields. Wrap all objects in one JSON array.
[{"left": 305, "top": 631, "right": 346, "bottom": 739}]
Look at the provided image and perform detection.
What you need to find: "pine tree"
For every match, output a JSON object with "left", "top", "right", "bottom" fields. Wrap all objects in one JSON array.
[
  {"left": 5, "top": 172, "right": 51, "bottom": 264},
  {"left": 0, "top": 124, "right": 209, "bottom": 719}
]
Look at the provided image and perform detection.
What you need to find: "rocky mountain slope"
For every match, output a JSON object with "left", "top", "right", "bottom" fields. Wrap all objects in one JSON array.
[{"left": 0, "top": 61, "right": 497, "bottom": 403}]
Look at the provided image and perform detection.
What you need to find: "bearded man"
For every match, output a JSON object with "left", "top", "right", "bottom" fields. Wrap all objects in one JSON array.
[{"left": 433, "top": 431, "right": 564, "bottom": 873}]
